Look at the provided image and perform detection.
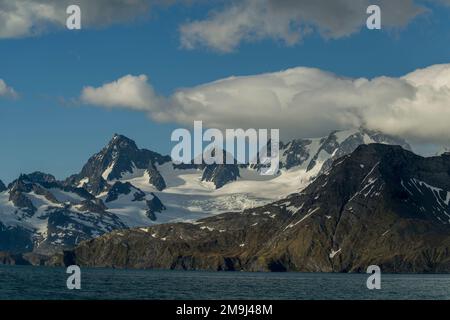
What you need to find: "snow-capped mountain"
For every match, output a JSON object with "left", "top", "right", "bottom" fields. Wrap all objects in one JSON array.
[
  {"left": 66, "top": 134, "right": 171, "bottom": 193},
  {"left": 0, "top": 128, "right": 410, "bottom": 254},
  {"left": 62, "top": 144, "right": 450, "bottom": 273},
  {"left": 0, "top": 172, "right": 126, "bottom": 254}
]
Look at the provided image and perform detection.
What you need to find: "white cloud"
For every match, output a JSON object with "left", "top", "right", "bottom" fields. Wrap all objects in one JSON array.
[
  {"left": 180, "top": 0, "right": 426, "bottom": 52},
  {"left": 81, "top": 74, "right": 162, "bottom": 111},
  {"left": 0, "top": 79, "right": 18, "bottom": 98},
  {"left": 81, "top": 63, "right": 450, "bottom": 146}
]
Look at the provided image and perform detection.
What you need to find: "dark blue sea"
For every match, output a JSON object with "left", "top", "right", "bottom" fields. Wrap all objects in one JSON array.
[{"left": 1, "top": 265, "right": 449, "bottom": 300}]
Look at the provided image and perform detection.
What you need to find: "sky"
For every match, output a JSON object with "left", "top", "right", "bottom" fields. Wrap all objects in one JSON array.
[{"left": 1, "top": 0, "right": 450, "bottom": 183}]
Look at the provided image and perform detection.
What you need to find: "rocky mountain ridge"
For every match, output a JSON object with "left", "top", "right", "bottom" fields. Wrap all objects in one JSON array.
[
  {"left": 0, "top": 128, "right": 412, "bottom": 256},
  {"left": 58, "top": 144, "right": 450, "bottom": 272}
]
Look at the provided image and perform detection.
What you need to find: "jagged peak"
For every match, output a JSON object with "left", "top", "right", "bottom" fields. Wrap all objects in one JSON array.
[
  {"left": 11, "top": 172, "right": 57, "bottom": 186},
  {"left": 281, "top": 127, "right": 410, "bottom": 150},
  {"left": 76, "top": 133, "right": 171, "bottom": 184},
  {"left": 106, "top": 133, "right": 138, "bottom": 151}
]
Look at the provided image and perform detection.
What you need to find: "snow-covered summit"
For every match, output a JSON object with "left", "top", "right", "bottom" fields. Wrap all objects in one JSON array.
[{"left": 0, "top": 128, "right": 411, "bottom": 254}]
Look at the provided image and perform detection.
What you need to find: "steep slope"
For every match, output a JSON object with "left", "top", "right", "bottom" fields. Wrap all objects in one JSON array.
[{"left": 62, "top": 144, "right": 450, "bottom": 273}]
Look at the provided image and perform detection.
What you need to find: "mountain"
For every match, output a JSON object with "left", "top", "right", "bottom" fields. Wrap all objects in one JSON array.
[
  {"left": 58, "top": 144, "right": 450, "bottom": 272},
  {"left": 66, "top": 134, "right": 171, "bottom": 193},
  {"left": 146, "top": 128, "right": 412, "bottom": 217},
  {"left": 278, "top": 128, "right": 411, "bottom": 173},
  {"left": 0, "top": 128, "right": 411, "bottom": 257},
  {"left": 0, "top": 180, "right": 6, "bottom": 193},
  {"left": 0, "top": 172, "right": 127, "bottom": 254},
  {"left": 0, "top": 167, "right": 172, "bottom": 254}
]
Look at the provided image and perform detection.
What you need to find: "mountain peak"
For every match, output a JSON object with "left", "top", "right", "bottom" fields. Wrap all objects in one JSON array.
[
  {"left": 111, "top": 133, "right": 131, "bottom": 141},
  {"left": 16, "top": 172, "right": 57, "bottom": 185},
  {"left": 0, "top": 179, "right": 6, "bottom": 192},
  {"left": 107, "top": 134, "right": 138, "bottom": 151},
  {"left": 73, "top": 134, "right": 171, "bottom": 192}
]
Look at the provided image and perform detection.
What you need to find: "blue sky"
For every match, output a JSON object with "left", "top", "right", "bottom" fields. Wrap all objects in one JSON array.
[{"left": 1, "top": 1, "right": 450, "bottom": 182}]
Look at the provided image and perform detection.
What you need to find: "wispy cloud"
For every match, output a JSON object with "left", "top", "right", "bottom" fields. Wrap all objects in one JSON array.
[{"left": 180, "top": 0, "right": 426, "bottom": 52}]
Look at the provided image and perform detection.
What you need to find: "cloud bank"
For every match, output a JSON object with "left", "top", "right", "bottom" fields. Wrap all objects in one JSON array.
[
  {"left": 80, "top": 63, "right": 450, "bottom": 146},
  {"left": 0, "top": 0, "right": 447, "bottom": 50},
  {"left": 0, "top": 79, "right": 17, "bottom": 98}
]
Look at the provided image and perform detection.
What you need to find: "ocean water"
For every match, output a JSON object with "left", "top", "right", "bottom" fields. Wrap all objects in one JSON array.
[{"left": 0, "top": 265, "right": 450, "bottom": 300}]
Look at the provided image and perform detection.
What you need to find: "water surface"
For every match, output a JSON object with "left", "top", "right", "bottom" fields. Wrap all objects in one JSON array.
[{"left": 1, "top": 265, "right": 449, "bottom": 300}]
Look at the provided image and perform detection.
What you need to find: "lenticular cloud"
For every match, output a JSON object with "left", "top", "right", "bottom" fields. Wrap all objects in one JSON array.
[{"left": 80, "top": 63, "right": 450, "bottom": 146}]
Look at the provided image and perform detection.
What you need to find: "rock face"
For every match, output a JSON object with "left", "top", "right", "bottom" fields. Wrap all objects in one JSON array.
[
  {"left": 104, "top": 181, "right": 165, "bottom": 221},
  {"left": 146, "top": 193, "right": 166, "bottom": 221},
  {"left": 172, "top": 148, "right": 242, "bottom": 189},
  {"left": 201, "top": 164, "right": 240, "bottom": 189},
  {"left": 0, "top": 180, "right": 6, "bottom": 193},
  {"left": 147, "top": 165, "right": 166, "bottom": 191},
  {"left": 105, "top": 182, "right": 145, "bottom": 203},
  {"left": 62, "top": 144, "right": 450, "bottom": 273}
]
